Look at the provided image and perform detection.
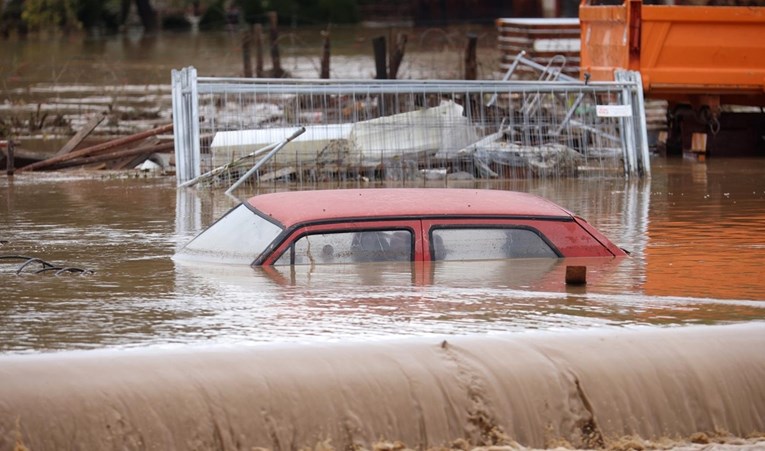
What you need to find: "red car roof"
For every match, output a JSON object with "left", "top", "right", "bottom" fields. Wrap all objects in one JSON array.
[{"left": 246, "top": 189, "right": 574, "bottom": 227}]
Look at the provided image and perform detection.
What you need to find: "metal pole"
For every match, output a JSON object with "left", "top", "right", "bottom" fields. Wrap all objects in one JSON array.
[
  {"left": 171, "top": 69, "right": 186, "bottom": 185},
  {"left": 188, "top": 67, "right": 201, "bottom": 182},
  {"left": 225, "top": 127, "right": 306, "bottom": 195},
  {"left": 178, "top": 141, "right": 280, "bottom": 188},
  {"left": 631, "top": 71, "right": 652, "bottom": 177},
  {"left": 487, "top": 51, "right": 525, "bottom": 107}
]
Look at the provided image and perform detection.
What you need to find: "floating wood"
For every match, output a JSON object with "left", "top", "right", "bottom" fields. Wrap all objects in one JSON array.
[
  {"left": 19, "top": 123, "right": 173, "bottom": 172},
  {"left": 1, "top": 142, "right": 48, "bottom": 169},
  {"left": 46, "top": 141, "right": 174, "bottom": 171},
  {"left": 54, "top": 111, "right": 107, "bottom": 157},
  {"left": 109, "top": 137, "right": 161, "bottom": 170}
]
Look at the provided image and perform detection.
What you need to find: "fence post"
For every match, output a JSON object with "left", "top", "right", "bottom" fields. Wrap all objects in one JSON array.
[
  {"left": 372, "top": 36, "right": 387, "bottom": 80},
  {"left": 5, "top": 140, "right": 13, "bottom": 177},
  {"left": 172, "top": 67, "right": 201, "bottom": 186},
  {"left": 254, "top": 24, "right": 264, "bottom": 77},
  {"left": 615, "top": 70, "right": 650, "bottom": 177},
  {"left": 388, "top": 33, "right": 407, "bottom": 79},
  {"left": 320, "top": 30, "right": 330, "bottom": 79},
  {"left": 242, "top": 26, "right": 253, "bottom": 78},
  {"left": 171, "top": 69, "right": 185, "bottom": 185},
  {"left": 631, "top": 71, "right": 651, "bottom": 177},
  {"left": 268, "top": 12, "right": 284, "bottom": 78},
  {"left": 464, "top": 33, "right": 477, "bottom": 80}
]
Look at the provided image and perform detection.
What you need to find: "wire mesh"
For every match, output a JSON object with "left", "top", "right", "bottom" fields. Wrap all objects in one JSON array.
[{"left": 174, "top": 72, "right": 647, "bottom": 188}]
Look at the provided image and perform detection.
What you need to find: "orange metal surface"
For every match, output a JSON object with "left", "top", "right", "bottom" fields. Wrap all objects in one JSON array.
[{"left": 579, "top": 0, "right": 765, "bottom": 106}]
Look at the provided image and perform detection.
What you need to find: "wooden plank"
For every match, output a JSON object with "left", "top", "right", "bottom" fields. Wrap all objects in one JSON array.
[
  {"left": 19, "top": 123, "right": 173, "bottom": 172},
  {"left": 54, "top": 112, "right": 107, "bottom": 157},
  {"left": 46, "top": 141, "right": 174, "bottom": 170}
]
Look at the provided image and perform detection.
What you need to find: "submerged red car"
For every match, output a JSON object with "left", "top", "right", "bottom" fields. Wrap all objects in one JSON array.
[{"left": 174, "top": 188, "right": 626, "bottom": 266}]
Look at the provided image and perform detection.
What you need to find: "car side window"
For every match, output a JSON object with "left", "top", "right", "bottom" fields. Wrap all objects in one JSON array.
[
  {"left": 431, "top": 227, "right": 558, "bottom": 261},
  {"left": 273, "top": 230, "right": 413, "bottom": 265}
]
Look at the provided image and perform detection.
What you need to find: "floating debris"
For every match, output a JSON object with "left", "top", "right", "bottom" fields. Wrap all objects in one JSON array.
[{"left": 0, "top": 255, "right": 94, "bottom": 276}]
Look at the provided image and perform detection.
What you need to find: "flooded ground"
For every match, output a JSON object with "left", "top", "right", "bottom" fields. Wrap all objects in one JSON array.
[
  {"left": 2, "top": 29, "right": 765, "bottom": 451},
  {"left": 2, "top": 156, "right": 765, "bottom": 450},
  {"left": 0, "top": 27, "right": 500, "bottom": 150},
  {"left": 2, "top": 157, "right": 764, "bottom": 352}
]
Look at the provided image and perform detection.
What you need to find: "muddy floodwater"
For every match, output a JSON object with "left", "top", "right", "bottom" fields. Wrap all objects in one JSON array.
[
  {"left": 2, "top": 157, "right": 765, "bottom": 450},
  {"left": 2, "top": 30, "right": 765, "bottom": 451},
  {"left": 2, "top": 157, "right": 765, "bottom": 352}
]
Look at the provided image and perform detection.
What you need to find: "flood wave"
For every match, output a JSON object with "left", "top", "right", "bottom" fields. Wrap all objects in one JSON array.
[{"left": 1, "top": 323, "right": 764, "bottom": 450}]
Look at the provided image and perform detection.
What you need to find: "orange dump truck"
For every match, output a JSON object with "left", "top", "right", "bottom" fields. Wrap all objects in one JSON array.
[{"left": 579, "top": 0, "right": 765, "bottom": 155}]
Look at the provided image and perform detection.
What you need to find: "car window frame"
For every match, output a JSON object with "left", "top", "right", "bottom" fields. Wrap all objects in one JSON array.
[
  {"left": 258, "top": 219, "right": 422, "bottom": 266},
  {"left": 422, "top": 219, "right": 564, "bottom": 261}
]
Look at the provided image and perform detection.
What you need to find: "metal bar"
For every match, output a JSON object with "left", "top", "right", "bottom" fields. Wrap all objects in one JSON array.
[
  {"left": 178, "top": 141, "right": 280, "bottom": 188},
  {"left": 195, "top": 79, "right": 627, "bottom": 92},
  {"left": 568, "top": 120, "right": 621, "bottom": 143},
  {"left": 171, "top": 69, "right": 187, "bottom": 185},
  {"left": 225, "top": 127, "right": 306, "bottom": 195},
  {"left": 631, "top": 71, "right": 652, "bottom": 177},
  {"left": 188, "top": 67, "right": 201, "bottom": 181},
  {"left": 487, "top": 50, "right": 526, "bottom": 107},
  {"left": 553, "top": 92, "right": 585, "bottom": 136}
]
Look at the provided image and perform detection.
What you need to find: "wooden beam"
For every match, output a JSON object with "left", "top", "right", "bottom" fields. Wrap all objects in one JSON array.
[
  {"left": 20, "top": 123, "right": 173, "bottom": 172},
  {"left": 46, "top": 141, "right": 174, "bottom": 170},
  {"left": 54, "top": 111, "right": 107, "bottom": 157}
]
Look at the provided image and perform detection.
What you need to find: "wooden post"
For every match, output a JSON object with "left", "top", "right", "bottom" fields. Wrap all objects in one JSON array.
[
  {"left": 242, "top": 26, "right": 253, "bottom": 78},
  {"left": 5, "top": 141, "right": 13, "bottom": 177},
  {"left": 268, "top": 12, "right": 284, "bottom": 78},
  {"left": 388, "top": 33, "right": 408, "bottom": 80},
  {"left": 320, "top": 30, "right": 331, "bottom": 79},
  {"left": 254, "top": 24, "right": 264, "bottom": 77},
  {"left": 372, "top": 36, "right": 387, "bottom": 80},
  {"left": 691, "top": 132, "right": 708, "bottom": 154},
  {"left": 464, "top": 33, "right": 478, "bottom": 80},
  {"left": 565, "top": 266, "right": 587, "bottom": 285}
]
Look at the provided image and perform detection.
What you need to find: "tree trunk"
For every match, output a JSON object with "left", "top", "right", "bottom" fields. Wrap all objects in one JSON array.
[{"left": 134, "top": 0, "right": 158, "bottom": 32}]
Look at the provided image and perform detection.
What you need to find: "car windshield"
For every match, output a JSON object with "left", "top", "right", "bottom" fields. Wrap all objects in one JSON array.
[{"left": 174, "top": 204, "right": 283, "bottom": 265}]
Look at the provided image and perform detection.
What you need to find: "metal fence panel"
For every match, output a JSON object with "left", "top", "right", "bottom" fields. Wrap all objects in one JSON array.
[{"left": 171, "top": 67, "right": 649, "bottom": 187}]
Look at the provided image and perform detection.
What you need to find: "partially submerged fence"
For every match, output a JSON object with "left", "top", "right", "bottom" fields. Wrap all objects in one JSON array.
[{"left": 171, "top": 66, "right": 649, "bottom": 188}]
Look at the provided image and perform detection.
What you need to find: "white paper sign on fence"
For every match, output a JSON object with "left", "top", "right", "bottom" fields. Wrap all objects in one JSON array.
[{"left": 596, "top": 104, "right": 633, "bottom": 117}]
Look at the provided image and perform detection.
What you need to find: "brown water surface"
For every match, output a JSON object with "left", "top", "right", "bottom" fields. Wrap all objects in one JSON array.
[
  {"left": 0, "top": 27, "right": 500, "bottom": 148},
  {"left": 3, "top": 28, "right": 765, "bottom": 451},
  {"left": 2, "top": 157, "right": 764, "bottom": 353}
]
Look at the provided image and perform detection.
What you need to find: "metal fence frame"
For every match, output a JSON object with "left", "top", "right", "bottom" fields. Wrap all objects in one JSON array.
[{"left": 171, "top": 66, "right": 650, "bottom": 186}]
